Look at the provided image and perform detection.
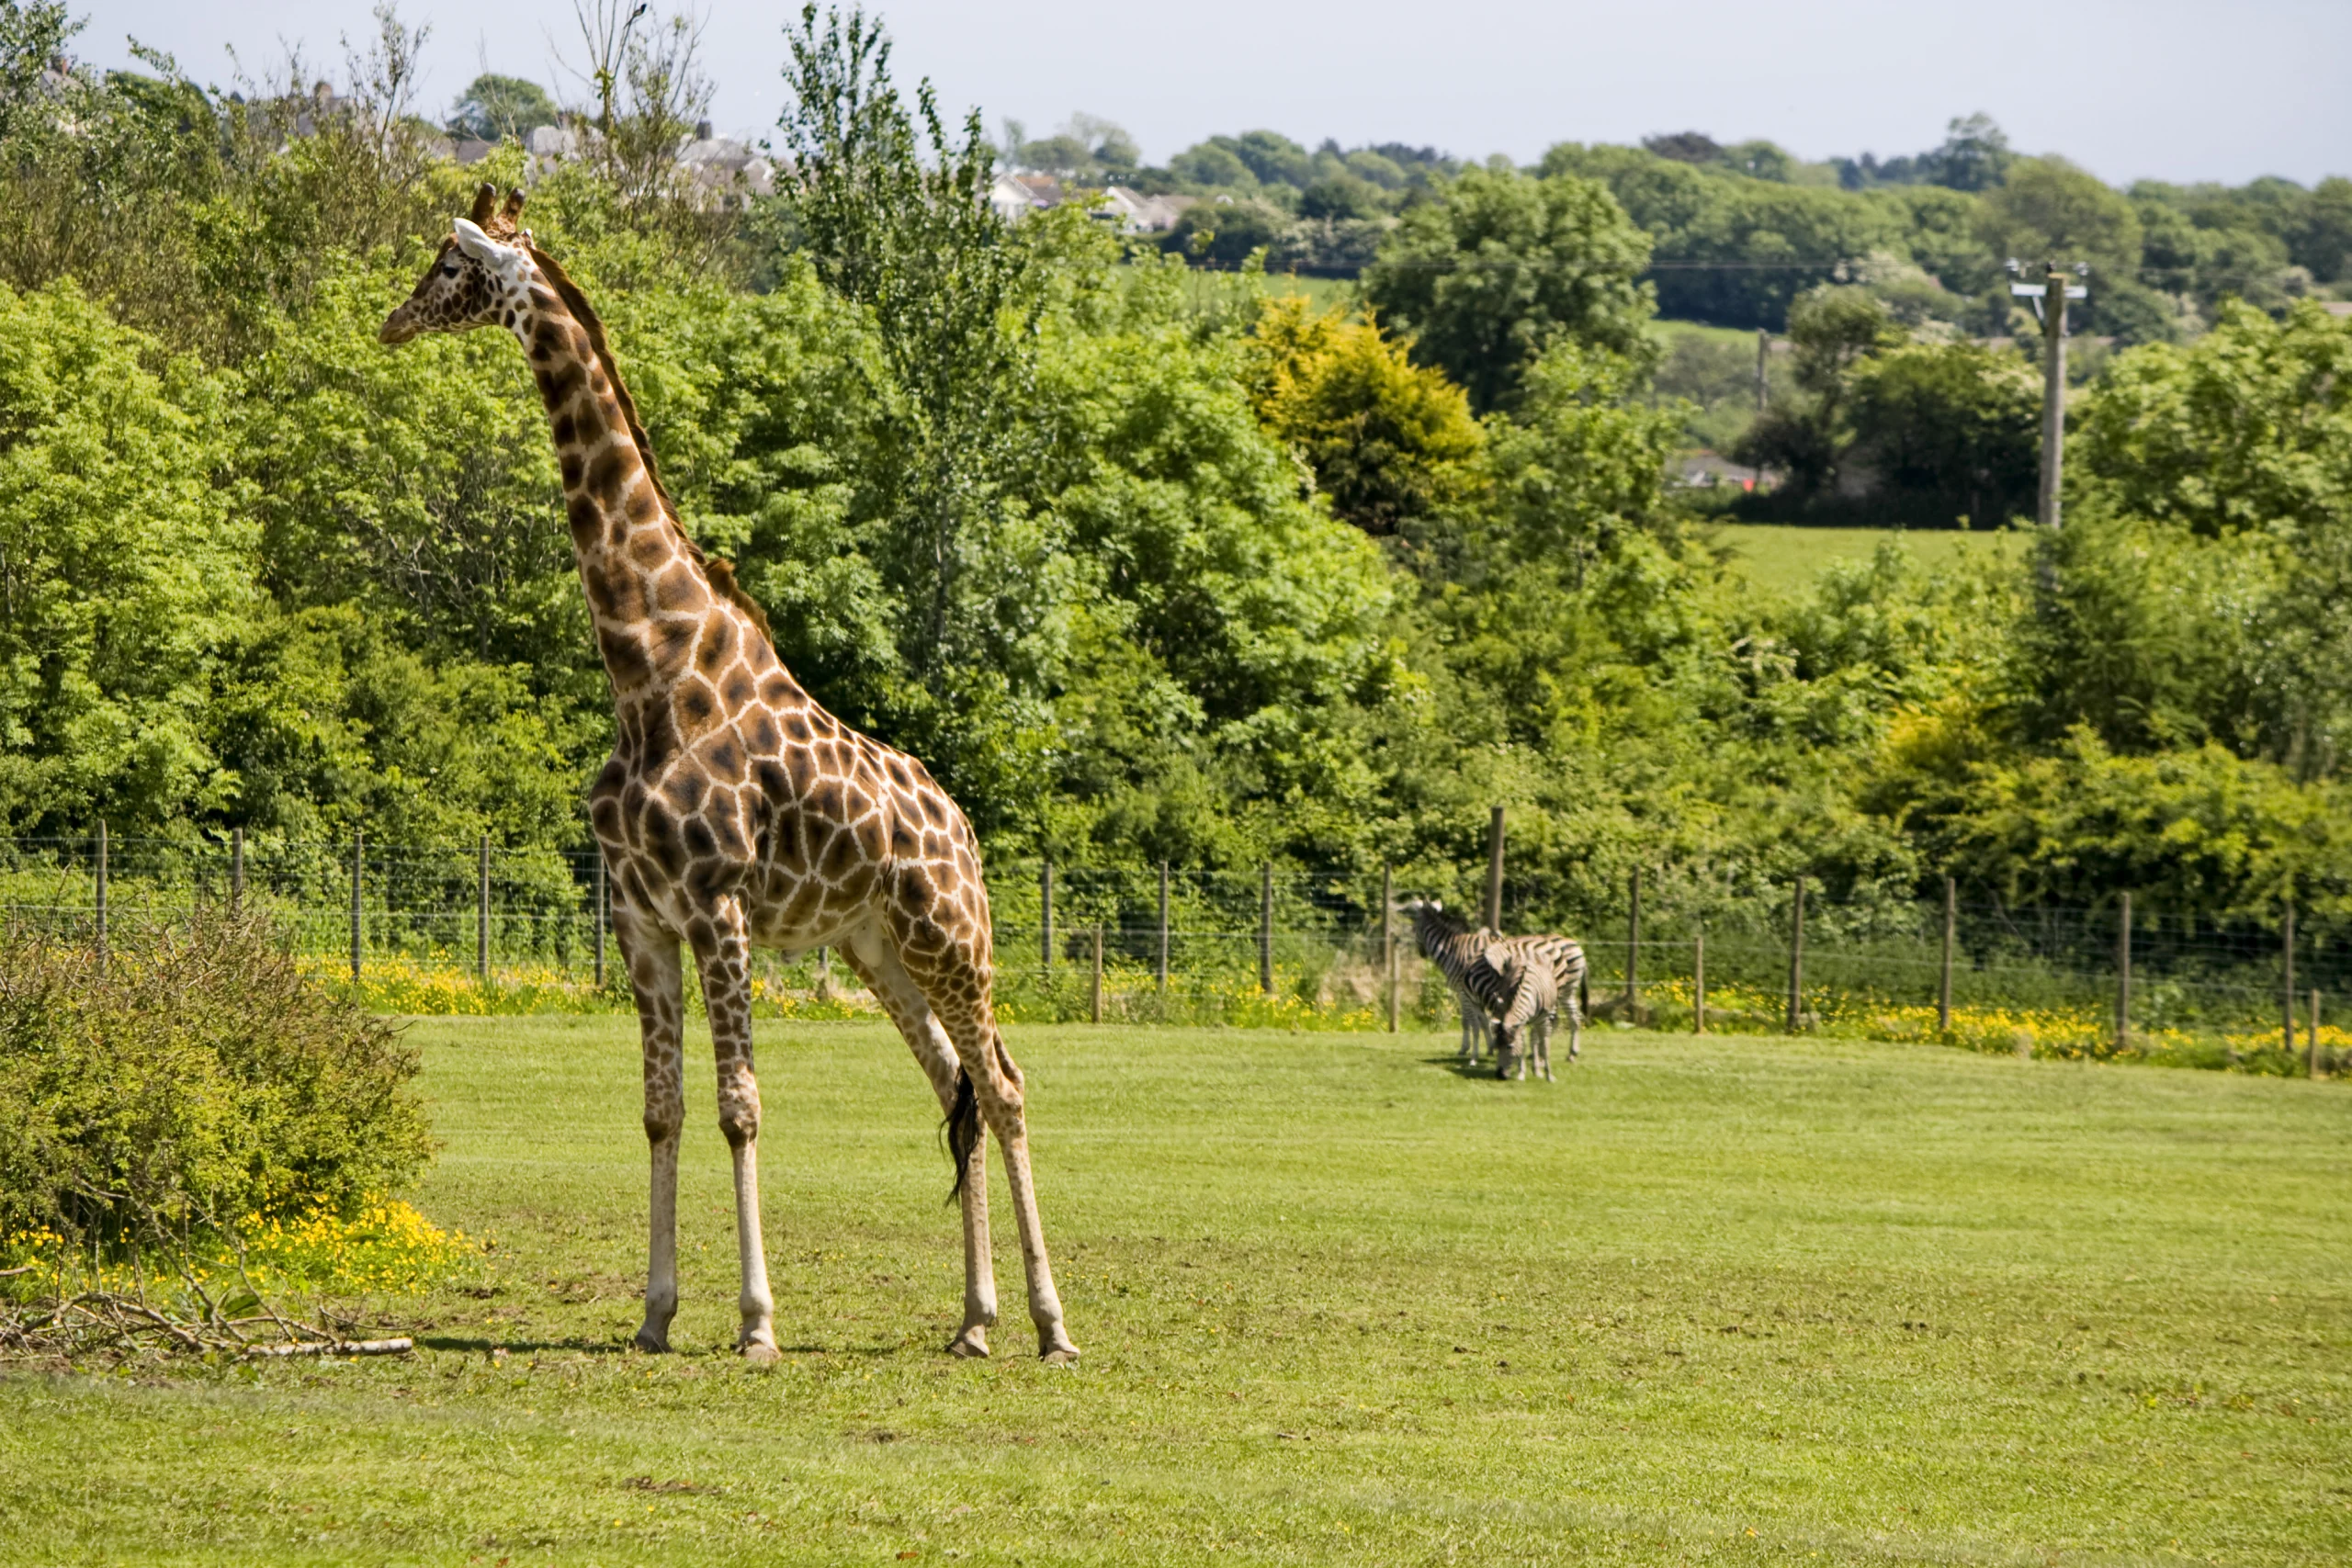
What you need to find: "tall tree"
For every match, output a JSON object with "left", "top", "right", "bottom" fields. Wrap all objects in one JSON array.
[
  {"left": 1363, "top": 165, "right": 1655, "bottom": 413},
  {"left": 446, "top": 72, "right": 559, "bottom": 141},
  {"left": 772, "top": 4, "right": 1053, "bottom": 818}
]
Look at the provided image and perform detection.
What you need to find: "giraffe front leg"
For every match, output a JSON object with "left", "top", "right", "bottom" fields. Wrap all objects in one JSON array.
[
  {"left": 691, "top": 901, "right": 778, "bottom": 1365},
  {"left": 616, "top": 903, "right": 685, "bottom": 1353}
]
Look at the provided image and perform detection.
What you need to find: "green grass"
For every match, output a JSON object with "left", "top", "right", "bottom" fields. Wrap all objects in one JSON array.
[
  {"left": 1262, "top": 273, "right": 1358, "bottom": 315},
  {"left": 1649, "top": 318, "right": 1765, "bottom": 352},
  {"left": 5, "top": 1019, "right": 2347, "bottom": 1564},
  {"left": 1706, "top": 522, "right": 2026, "bottom": 598}
]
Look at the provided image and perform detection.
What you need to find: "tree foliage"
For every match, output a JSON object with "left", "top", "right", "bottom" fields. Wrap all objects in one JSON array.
[
  {"left": 1, "top": 0, "right": 2350, "bottom": 927},
  {"left": 1363, "top": 164, "right": 1656, "bottom": 413},
  {"left": 1240, "top": 296, "right": 1482, "bottom": 539}
]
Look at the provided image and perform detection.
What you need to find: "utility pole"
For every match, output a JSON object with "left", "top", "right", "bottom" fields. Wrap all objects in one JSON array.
[
  {"left": 2010, "top": 259, "right": 2088, "bottom": 530},
  {"left": 1754, "top": 327, "right": 1770, "bottom": 412}
]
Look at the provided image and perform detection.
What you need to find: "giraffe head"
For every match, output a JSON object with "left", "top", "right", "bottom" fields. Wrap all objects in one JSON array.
[{"left": 379, "top": 184, "right": 536, "bottom": 345}]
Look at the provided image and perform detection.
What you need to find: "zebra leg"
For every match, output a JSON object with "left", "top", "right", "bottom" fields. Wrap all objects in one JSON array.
[{"left": 1459, "top": 995, "right": 1488, "bottom": 1064}]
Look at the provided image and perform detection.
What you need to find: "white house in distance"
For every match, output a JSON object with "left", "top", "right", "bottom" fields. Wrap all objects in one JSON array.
[
  {"left": 518, "top": 118, "right": 775, "bottom": 200},
  {"left": 988, "top": 173, "right": 1191, "bottom": 233}
]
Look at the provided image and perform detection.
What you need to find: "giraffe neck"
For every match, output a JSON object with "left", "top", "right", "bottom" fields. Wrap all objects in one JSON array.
[{"left": 513, "top": 273, "right": 723, "bottom": 707}]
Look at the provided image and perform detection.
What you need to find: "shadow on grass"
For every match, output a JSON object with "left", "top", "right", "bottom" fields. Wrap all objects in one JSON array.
[{"left": 1421, "top": 1054, "right": 1521, "bottom": 1083}]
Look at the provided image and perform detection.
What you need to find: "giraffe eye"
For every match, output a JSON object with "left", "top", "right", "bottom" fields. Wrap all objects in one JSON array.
[{"left": 441, "top": 261, "right": 458, "bottom": 276}]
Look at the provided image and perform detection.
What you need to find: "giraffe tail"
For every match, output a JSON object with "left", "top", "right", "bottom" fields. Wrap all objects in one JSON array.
[{"left": 944, "top": 1068, "right": 981, "bottom": 1202}]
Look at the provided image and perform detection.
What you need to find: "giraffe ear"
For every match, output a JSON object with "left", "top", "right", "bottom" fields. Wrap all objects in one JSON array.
[
  {"left": 451, "top": 218, "right": 502, "bottom": 261},
  {"left": 469, "top": 183, "right": 498, "bottom": 228}
]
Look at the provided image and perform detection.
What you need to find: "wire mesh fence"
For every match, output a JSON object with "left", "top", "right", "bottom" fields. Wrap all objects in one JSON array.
[{"left": 2, "top": 833, "right": 2345, "bottom": 1071}]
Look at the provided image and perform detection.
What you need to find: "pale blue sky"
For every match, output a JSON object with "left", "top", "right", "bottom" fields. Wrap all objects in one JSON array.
[{"left": 73, "top": 1, "right": 2352, "bottom": 186}]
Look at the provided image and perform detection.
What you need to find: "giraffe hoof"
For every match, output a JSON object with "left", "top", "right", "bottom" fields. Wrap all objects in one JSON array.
[
  {"left": 946, "top": 1326, "right": 990, "bottom": 1359},
  {"left": 1038, "top": 1335, "right": 1080, "bottom": 1365},
  {"left": 738, "top": 1339, "right": 781, "bottom": 1367},
  {"left": 632, "top": 1328, "right": 671, "bottom": 1354}
]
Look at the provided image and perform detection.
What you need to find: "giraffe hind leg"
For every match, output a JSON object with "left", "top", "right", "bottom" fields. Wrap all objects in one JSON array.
[
  {"left": 837, "top": 929, "right": 998, "bottom": 1358},
  {"left": 884, "top": 927, "right": 1078, "bottom": 1363}
]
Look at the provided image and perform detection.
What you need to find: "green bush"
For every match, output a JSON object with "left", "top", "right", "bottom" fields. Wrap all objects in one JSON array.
[{"left": 0, "top": 909, "right": 434, "bottom": 1250}]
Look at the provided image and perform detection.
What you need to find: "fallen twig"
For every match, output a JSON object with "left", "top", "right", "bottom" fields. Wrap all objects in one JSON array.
[{"left": 1, "top": 1285, "right": 408, "bottom": 1363}]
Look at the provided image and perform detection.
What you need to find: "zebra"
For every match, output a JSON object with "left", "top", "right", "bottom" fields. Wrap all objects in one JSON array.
[
  {"left": 1490, "top": 935, "right": 1589, "bottom": 1081},
  {"left": 1402, "top": 898, "right": 1505, "bottom": 1062},
  {"left": 1403, "top": 899, "right": 1589, "bottom": 1077}
]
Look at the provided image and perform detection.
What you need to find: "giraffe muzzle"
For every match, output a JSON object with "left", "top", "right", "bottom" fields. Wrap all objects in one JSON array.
[{"left": 378, "top": 307, "right": 422, "bottom": 345}]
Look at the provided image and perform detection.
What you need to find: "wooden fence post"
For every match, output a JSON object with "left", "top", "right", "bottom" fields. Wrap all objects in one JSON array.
[
  {"left": 1259, "top": 862, "right": 1273, "bottom": 997},
  {"left": 1625, "top": 867, "right": 1642, "bottom": 1016},
  {"left": 1484, "top": 807, "right": 1506, "bottom": 932},
  {"left": 1692, "top": 926, "right": 1705, "bottom": 1034},
  {"left": 2116, "top": 891, "right": 2132, "bottom": 1054},
  {"left": 1382, "top": 863, "right": 1396, "bottom": 1034},
  {"left": 1785, "top": 877, "right": 1805, "bottom": 1033},
  {"left": 1040, "top": 861, "right": 1053, "bottom": 977},
  {"left": 477, "top": 834, "right": 490, "bottom": 983},
  {"left": 1157, "top": 861, "right": 1170, "bottom": 995},
  {"left": 94, "top": 819, "right": 107, "bottom": 966},
  {"left": 2283, "top": 900, "right": 2298, "bottom": 1056},
  {"left": 1091, "top": 922, "right": 1103, "bottom": 1024},
  {"left": 231, "top": 825, "right": 245, "bottom": 915},
  {"left": 594, "top": 851, "right": 607, "bottom": 989},
  {"left": 2311, "top": 988, "right": 2323, "bottom": 1080},
  {"left": 1939, "top": 874, "right": 1955, "bottom": 1033},
  {"left": 350, "top": 829, "right": 364, "bottom": 986}
]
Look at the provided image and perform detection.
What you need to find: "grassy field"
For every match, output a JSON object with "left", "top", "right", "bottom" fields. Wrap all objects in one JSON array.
[
  {"left": 1705, "top": 522, "right": 2026, "bottom": 598},
  {"left": 4, "top": 1019, "right": 2347, "bottom": 1565}
]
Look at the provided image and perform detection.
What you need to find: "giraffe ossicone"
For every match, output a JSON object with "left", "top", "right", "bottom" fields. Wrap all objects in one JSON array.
[{"left": 381, "top": 183, "right": 1078, "bottom": 1364}]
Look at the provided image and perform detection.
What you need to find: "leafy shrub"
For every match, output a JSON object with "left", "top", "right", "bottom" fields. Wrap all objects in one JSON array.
[{"left": 0, "top": 909, "right": 434, "bottom": 1251}]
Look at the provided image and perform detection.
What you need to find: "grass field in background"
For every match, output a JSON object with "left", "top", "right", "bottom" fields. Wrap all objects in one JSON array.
[
  {"left": 1707, "top": 522, "right": 2026, "bottom": 597},
  {"left": 1264, "top": 273, "right": 1358, "bottom": 314},
  {"left": 4, "top": 1019, "right": 2346, "bottom": 1564},
  {"left": 1650, "top": 318, "right": 1765, "bottom": 352}
]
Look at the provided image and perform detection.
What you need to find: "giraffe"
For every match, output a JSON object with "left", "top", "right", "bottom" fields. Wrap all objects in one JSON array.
[{"left": 380, "top": 186, "right": 1078, "bottom": 1364}]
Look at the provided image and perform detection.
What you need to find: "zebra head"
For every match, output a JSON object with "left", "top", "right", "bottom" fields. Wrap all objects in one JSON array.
[
  {"left": 1400, "top": 897, "right": 1464, "bottom": 942},
  {"left": 1491, "top": 1017, "right": 1527, "bottom": 1077}
]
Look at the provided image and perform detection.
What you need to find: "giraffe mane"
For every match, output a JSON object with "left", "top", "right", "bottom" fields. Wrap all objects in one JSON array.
[{"left": 524, "top": 241, "right": 775, "bottom": 647}]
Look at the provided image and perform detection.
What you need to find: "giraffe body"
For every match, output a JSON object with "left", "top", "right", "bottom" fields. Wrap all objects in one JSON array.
[{"left": 382, "top": 188, "right": 1076, "bottom": 1363}]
